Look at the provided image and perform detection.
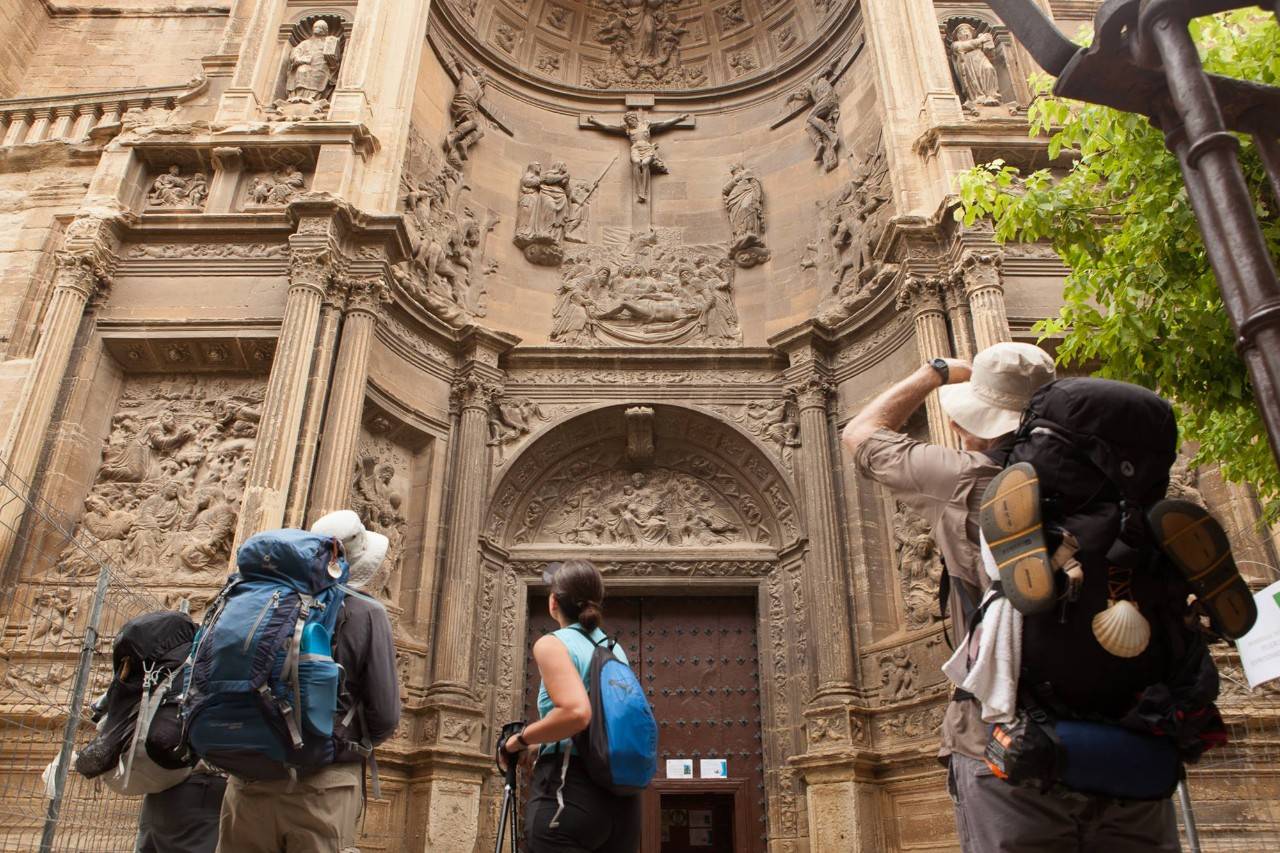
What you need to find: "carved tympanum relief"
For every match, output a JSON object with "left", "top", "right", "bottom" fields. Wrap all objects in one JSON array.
[
  {"left": 815, "top": 136, "right": 899, "bottom": 326},
  {"left": 893, "top": 502, "right": 944, "bottom": 631},
  {"left": 722, "top": 163, "right": 769, "bottom": 268},
  {"left": 351, "top": 438, "right": 412, "bottom": 602},
  {"left": 590, "top": 0, "right": 703, "bottom": 90},
  {"left": 57, "top": 375, "right": 264, "bottom": 579},
  {"left": 394, "top": 130, "right": 497, "bottom": 327},
  {"left": 269, "top": 17, "right": 345, "bottom": 120},
  {"left": 551, "top": 230, "right": 741, "bottom": 347},
  {"left": 147, "top": 166, "right": 209, "bottom": 210},
  {"left": 786, "top": 61, "right": 841, "bottom": 172}
]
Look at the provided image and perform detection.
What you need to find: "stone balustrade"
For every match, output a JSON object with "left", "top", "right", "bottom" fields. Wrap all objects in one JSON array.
[{"left": 0, "top": 81, "right": 202, "bottom": 149}]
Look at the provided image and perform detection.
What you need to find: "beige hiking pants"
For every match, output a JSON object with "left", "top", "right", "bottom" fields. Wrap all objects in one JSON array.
[{"left": 216, "top": 763, "right": 362, "bottom": 853}]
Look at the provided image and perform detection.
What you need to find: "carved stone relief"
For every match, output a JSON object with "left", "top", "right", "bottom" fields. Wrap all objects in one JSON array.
[
  {"left": 269, "top": 17, "right": 345, "bottom": 120},
  {"left": 444, "top": 56, "right": 489, "bottom": 169},
  {"left": 395, "top": 129, "right": 496, "bottom": 328},
  {"left": 513, "top": 162, "right": 572, "bottom": 266},
  {"left": 1167, "top": 455, "right": 1207, "bottom": 507},
  {"left": 710, "top": 400, "right": 799, "bottom": 470},
  {"left": 551, "top": 230, "right": 741, "bottom": 347},
  {"left": 510, "top": 560, "right": 773, "bottom": 578},
  {"left": 589, "top": 1, "right": 703, "bottom": 90},
  {"left": 56, "top": 375, "right": 264, "bottom": 580},
  {"left": 146, "top": 166, "right": 208, "bottom": 211},
  {"left": 816, "top": 136, "right": 899, "bottom": 326},
  {"left": 246, "top": 167, "right": 309, "bottom": 207},
  {"left": 23, "top": 587, "right": 80, "bottom": 647},
  {"left": 722, "top": 163, "right": 770, "bottom": 268},
  {"left": 893, "top": 503, "right": 944, "bottom": 631},
  {"left": 876, "top": 703, "right": 947, "bottom": 741},
  {"left": 785, "top": 60, "right": 841, "bottom": 172},
  {"left": 581, "top": 109, "right": 692, "bottom": 204},
  {"left": 879, "top": 646, "right": 918, "bottom": 702},
  {"left": 351, "top": 435, "right": 413, "bottom": 603},
  {"left": 487, "top": 397, "right": 549, "bottom": 463},
  {"left": 943, "top": 18, "right": 1015, "bottom": 116}
]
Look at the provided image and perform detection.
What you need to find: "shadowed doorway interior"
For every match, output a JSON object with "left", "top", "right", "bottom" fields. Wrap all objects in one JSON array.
[{"left": 524, "top": 593, "right": 765, "bottom": 853}]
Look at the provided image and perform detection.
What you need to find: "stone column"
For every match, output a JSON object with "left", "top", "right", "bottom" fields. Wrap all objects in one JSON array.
[
  {"left": 957, "top": 251, "right": 1011, "bottom": 351},
  {"left": 309, "top": 276, "right": 390, "bottom": 520},
  {"left": 233, "top": 234, "right": 339, "bottom": 545},
  {"left": 942, "top": 275, "right": 976, "bottom": 361},
  {"left": 0, "top": 218, "right": 116, "bottom": 566},
  {"left": 787, "top": 374, "right": 858, "bottom": 702},
  {"left": 429, "top": 373, "right": 502, "bottom": 698},
  {"left": 897, "top": 276, "right": 957, "bottom": 447}
]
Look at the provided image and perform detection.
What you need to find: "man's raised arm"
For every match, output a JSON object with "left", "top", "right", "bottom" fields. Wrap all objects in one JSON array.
[{"left": 841, "top": 359, "right": 971, "bottom": 454}]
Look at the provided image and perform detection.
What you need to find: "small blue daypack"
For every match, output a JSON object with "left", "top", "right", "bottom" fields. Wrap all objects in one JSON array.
[
  {"left": 183, "top": 529, "right": 348, "bottom": 781},
  {"left": 571, "top": 628, "right": 657, "bottom": 795}
]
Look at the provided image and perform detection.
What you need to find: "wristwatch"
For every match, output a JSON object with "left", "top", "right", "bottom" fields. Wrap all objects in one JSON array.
[{"left": 928, "top": 358, "right": 949, "bottom": 384}]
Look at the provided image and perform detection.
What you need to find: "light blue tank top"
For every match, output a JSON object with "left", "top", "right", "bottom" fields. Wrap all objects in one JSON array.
[{"left": 535, "top": 623, "right": 629, "bottom": 754}]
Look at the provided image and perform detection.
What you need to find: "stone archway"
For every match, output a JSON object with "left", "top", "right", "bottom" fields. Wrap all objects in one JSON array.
[{"left": 474, "top": 404, "right": 813, "bottom": 852}]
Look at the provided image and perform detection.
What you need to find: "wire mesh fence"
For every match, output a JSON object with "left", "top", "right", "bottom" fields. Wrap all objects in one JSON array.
[{"left": 0, "top": 457, "right": 166, "bottom": 852}]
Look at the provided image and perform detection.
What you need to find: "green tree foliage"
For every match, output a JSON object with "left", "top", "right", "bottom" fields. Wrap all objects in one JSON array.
[{"left": 956, "top": 12, "right": 1280, "bottom": 517}]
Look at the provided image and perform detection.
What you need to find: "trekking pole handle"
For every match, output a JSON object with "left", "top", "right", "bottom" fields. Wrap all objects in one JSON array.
[{"left": 496, "top": 720, "right": 528, "bottom": 781}]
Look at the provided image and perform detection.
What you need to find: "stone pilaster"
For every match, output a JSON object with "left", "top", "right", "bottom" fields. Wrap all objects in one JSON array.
[
  {"left": 206, "top": 147, "right": 245, "bottom": 214},
  {"left": 956, "top": 251, "right": 1011, "bottom": 351},
  {"left": 0, "top": 216, "right": 117, "bottom": 567},
  {"left": 233, "top": 227, "right": 342, "bottom": 546},
  {"left": 942, "top": 275, "right": 977, "bottom": 362},
  {"left": 309, "top": 275, "right": 391, "bottom": 520},
  {"left": 897, "top": 276, "right": 957, "bottom": 447},
  {"left": 284, "top": 292, "right": 343, "bottom": 529}
]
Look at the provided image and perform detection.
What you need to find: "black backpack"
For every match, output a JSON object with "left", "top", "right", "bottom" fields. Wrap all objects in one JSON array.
[{"left": 1005, "top": 378, "right": 1206, "bottom": 720}]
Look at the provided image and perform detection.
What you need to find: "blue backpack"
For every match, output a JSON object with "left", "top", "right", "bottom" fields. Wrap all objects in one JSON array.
[
  {"left": 571, "top": 628, "right": 658, "bottom": 795},
  {"left": 183, "top": 529, "right": 348, "bottom": 781}
]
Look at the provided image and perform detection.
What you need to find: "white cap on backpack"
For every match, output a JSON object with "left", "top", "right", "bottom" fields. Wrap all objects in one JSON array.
[
  {"left": 310, "top": 510, "right": 389, "bottom": 590},
  {"left": 938, "top": 342, "right": 1057, "bottom": 440}
]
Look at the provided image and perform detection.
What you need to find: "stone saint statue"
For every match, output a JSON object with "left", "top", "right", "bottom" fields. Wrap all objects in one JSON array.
[
  {"left": 786, "top": 62, "right": 841, "bottom": 172},
  {"left": 583, "top": 110, "right": 691, "bottom": 203},
  {"left": 949, "top": 23, "right": 1001, "bottom": 107},
  {"left": 513, "top": 161, "right": 572, "bottom": 266},
  {"left": 722, "top": 162, "right": 769, "bottom": 267},
  {"left": 444, "top": 57, "right": 488, "bottom": 168},
  {"left": 286, "top": 20, "right": 341, "bottom": 103}
]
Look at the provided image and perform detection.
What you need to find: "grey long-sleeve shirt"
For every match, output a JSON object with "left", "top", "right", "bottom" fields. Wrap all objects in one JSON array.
[{"left": 332, "top": 590, "right": 401, "bottom": 763}]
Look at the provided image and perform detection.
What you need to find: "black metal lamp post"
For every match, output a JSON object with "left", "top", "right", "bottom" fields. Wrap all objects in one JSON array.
[{"left": 982, "top": 0, "right": 1280, "bottom": 466}]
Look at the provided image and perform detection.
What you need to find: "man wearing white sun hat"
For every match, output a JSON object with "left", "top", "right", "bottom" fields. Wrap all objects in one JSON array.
[{"left": 216, "top": 510, "right": 399, "bottom": 853}]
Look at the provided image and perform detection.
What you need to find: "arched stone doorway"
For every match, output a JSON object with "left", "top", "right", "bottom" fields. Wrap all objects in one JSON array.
[{"left": 478, "top": 404, "right": 813, "bottom": 852}]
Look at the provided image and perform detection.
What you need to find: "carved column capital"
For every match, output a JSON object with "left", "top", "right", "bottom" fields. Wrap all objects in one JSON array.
[
  {"left": 786, "top": 376, "right": 834, "bottom": 411},
  {"left": 288, "top": 246, "right": 338, "bottom": 297},
  {"left": 343, "top": 275, "right": 392, "bottom": 317},
  {"left": 450, "top": 375, "right": 502, "bottom": 415},
  {"left": 53, "top": 252, "right": 109, "bottom": 301},
  {"left": 895, "top": 275, "right": 945, "bottom": 316},
  {"left": 955, "top": 251, "right": 1004, "bottom": 297}
]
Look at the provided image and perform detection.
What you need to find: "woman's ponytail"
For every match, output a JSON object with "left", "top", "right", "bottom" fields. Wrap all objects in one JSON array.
[{"left": 549, "top": 559, "right": 606, "bottom": 631}]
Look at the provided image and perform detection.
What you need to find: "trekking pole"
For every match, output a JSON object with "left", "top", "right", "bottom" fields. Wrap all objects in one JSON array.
[
  {"left": 494, "top": 721, "right": 526, "bottom": 853},
  {"left": 1176, "top": 781, "right": 1202, "bottom": 853}
]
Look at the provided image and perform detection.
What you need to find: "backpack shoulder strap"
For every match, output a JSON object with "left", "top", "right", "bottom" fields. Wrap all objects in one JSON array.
[{"left": 569, "top": 625, "right": 606, "bottom": 647}]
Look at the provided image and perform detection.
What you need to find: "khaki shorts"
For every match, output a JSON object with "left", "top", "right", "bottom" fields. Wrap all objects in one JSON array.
[{"left": 217, "top": 764, "right": 363, "bottom": 853}]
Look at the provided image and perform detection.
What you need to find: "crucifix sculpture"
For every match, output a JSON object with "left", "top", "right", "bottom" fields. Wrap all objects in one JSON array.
[{"left": 580, "top": 108, "right": 694, "bottom": 204}]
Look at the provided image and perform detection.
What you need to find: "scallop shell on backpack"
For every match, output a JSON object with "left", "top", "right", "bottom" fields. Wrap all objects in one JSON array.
[{"left": 1090, "top": 599, "right": 1151, "bottom": 658}]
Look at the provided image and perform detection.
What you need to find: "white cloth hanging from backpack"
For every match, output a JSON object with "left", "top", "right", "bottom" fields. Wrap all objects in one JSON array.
[{"left": 943, "top": 532, "right": 1023, "bottom": 724}]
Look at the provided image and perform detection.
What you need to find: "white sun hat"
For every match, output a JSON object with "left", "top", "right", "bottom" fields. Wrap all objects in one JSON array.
[
  {"left": 310, "top": 509, "right": 389, "bottom": 590},
  {"left": 938, "top": 342, "right": 1057, "bottom": 440}
]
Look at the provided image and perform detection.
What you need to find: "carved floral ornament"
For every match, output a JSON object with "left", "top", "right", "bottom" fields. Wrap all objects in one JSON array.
[{"left": 484, "top": 405, "right": 802, "bottom": 549}]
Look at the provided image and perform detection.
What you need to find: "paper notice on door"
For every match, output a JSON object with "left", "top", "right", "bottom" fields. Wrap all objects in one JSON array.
[
  {"left": 1237, "top": 580, "right": 1280, "bottom": 689},
  {"left": 689, "top": 810, "right": 712, "bottom": 828},
  {"left": 690, "top": 828, "right": 713, "bottom": 846},
  {"left": 699, "top": 758, "right": 727, "bottom": 778},
  {"left": 666, "top": 758, "right": 694, "bottom": 779}
]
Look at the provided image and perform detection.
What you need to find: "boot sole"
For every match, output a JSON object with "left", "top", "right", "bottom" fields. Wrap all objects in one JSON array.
[
  {"left": 980, "top": 462, "right": 1056, "bottom": 615},
  {"left": 1149, "top": 499, "right": 1257, "bottom": 640}
]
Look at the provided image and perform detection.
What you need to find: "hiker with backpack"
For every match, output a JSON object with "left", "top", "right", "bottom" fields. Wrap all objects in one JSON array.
[
  {"left": 844, "top": 342, "right": 1250, "bottom": 851},
  {"left": 184, "top": 511, "right": 399, "bottom": 853},
  {"left": 499, "top": 559, "right": 657, "bottom": 853}
]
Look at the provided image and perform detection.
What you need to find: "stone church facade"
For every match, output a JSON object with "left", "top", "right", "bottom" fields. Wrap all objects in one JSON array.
[{"left": 0, "top": 1, "right": 1276, "bottom": 851}]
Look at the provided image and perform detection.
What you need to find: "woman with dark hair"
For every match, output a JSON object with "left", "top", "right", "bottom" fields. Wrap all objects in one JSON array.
[{"left": 500, "top": 559, "right": 640, "bottom": 852}]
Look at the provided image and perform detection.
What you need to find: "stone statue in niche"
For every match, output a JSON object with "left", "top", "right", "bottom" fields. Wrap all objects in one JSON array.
[
  {"left": 816, "top": 137, "right": 898, "bottom": 326},
  {"left": 247, "top": 167, "right": 307, "bottom": 206},
  {"left": 147, "top": 166, "right": 209, "bottom": 210},
  {"left": 582, "top": 110, "right": 692, "bottom": 204},
  {"left": 351, "top": 445, "right": 410, "bottom": 602},
  {"left": 487, "top": 398, "right": 549, "bottom": 462},
  {"left": 722, "top": 162, "right": 770, "bottom": 268},
  {"left": 268, "top": 19, "right": 342, "bottom": 120},
  {"left": 590, "top": 0, "right": 704, "bottom": 90},
  {"left": 55, "top": 376, "right": 264, "bottom": 580},
  {"left": 946, "top": 22, "right": 1004, "bottom": 113},
  {"left": 535, "top": 468, "right": 744, "bottom": 547},
  {"left": 513, "top": 162, "right": 572, "bottom": 266},
  {"left": 880, "top": 646, "right": 918, "bottom": 701},
  {"left": 550, "top": 230, "right": 741, "bottom": 347},
  {"left": 444, "top": 56, "right": 488, "bottom": 169},
  {"left": 893, "top": 503, "right": 944, "bottom": 631},
  {"left": 786, "top": 61, "right": 841, "bottom": 172},
  {"left": 1167, "top": 455, "right": 1206, "bottom": 507}
]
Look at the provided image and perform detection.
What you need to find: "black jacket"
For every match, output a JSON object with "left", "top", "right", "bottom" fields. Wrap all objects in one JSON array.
[{"left": 332, "top": 591, "right": 400, "bottom": 762}]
